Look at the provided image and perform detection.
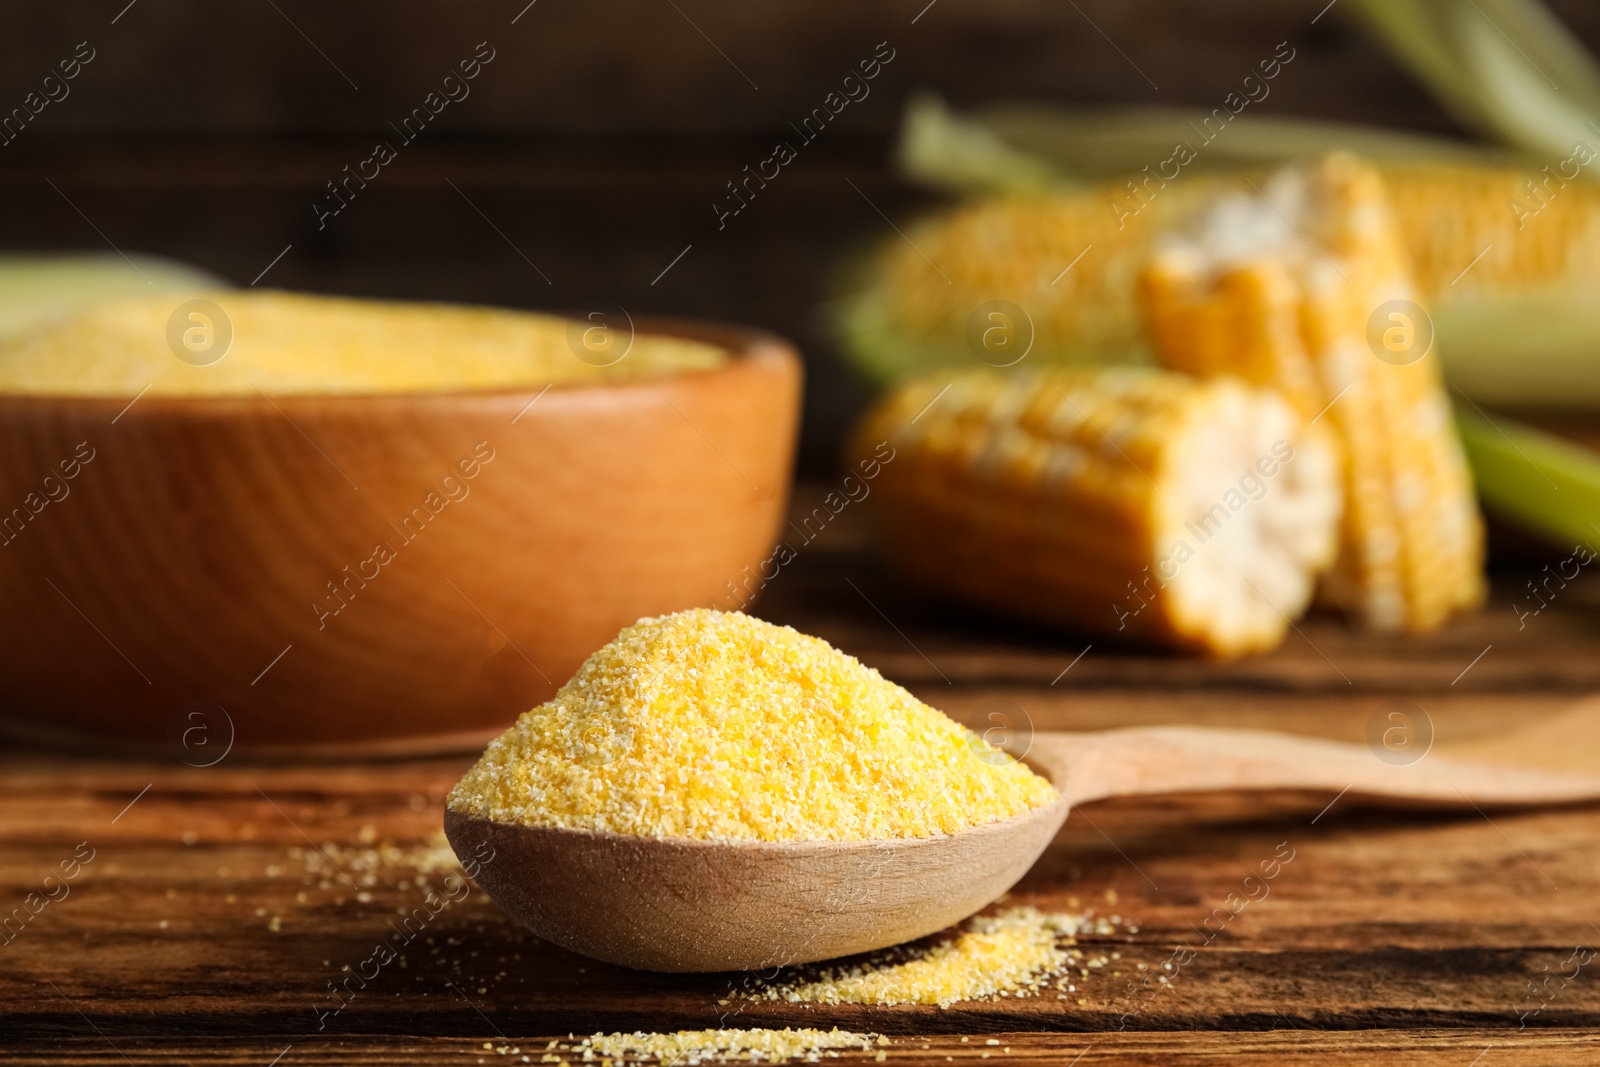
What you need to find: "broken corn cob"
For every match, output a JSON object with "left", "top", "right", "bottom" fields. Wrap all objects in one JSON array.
[
  {"left": 1137, "top": 154, "right": 1484, "bottom": 631},
  {"left": 851, "top": 367, "right": 1342, "bottom": 657}
]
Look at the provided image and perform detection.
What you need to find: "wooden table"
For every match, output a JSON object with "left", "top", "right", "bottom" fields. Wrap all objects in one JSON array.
[{"left": 6, "top": 491, "right": 1600, "bottom": 1065}]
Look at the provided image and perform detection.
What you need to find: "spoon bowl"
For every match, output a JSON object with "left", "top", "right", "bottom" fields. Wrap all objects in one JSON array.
[{"left": 443, "top": 788, "right": 1070, "bottom": 973}]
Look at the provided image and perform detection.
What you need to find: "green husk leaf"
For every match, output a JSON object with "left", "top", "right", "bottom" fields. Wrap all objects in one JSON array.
[
  {"left": 1345, "top": 0, "right": 1600, "bottom": 163},
  {"left": 1436, "top": 296, "right": 1600, "bottom": 410},
  {"left": 895, "top": 94, "right": 1517, "bottom": 195},
  {"left": 1456, "top": 403, "right": 1600, "bottom": 547},
  {"left": 895, "top": 92, "right": 1065, "bottom": 194},
  {"left": 970, "top": 103, "right": 1511, "bottom": 174},
  {"left": 897, "top": 0, "right": 1600, "bottom": 190},
  {"left": 0, "top": 252, "right": 222, "bottom": 339}
]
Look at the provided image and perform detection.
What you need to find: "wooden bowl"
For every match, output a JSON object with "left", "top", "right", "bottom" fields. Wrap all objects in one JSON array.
[{"left": 0, "top": 318, "right": 800, "bottom": 756}]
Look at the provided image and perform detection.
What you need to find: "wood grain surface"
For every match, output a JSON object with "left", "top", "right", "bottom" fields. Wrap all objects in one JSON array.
[{"left": 5, "top": 485, "right": 1600, "bottom": 1064}]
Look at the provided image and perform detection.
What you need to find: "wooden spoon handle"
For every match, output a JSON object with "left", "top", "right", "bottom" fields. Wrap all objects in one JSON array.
[{"left": 1024, "top": 726, "right": 1600, "bottom": 808}]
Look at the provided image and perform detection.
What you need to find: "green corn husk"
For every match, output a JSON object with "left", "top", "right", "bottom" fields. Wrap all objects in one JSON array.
[
  {"left": 900, "top": 0, "right": 1600, "bottom": 191},
  {"left": 0, "top": 252, "right": 221, "bottom": 339},
  {"left": 896, "top": 92, "right": 1517, "bottom": 194},
  {"left": 1456, "top": 403, "right": 1600, "bottom": 548},
  {"left": 1347, "top": 0, "right": 1600, "bottom": 162}
]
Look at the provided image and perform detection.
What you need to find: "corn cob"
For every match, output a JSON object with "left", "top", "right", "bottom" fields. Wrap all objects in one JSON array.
[
  {"left": 851, "top": 367, "right": 1342, "bottom": 657},
  {"left": 840, "top": 178, "right": 1212, "bottom": 381},
  {"left": 842, "top": 161, "right": 1600, "bottom": 406},
  {"left": 1383, "top": 158, "right": 1600, "bottom": 300},
  {"left": 1137, "top": 154, "right": 1485, "bottom": 631}
]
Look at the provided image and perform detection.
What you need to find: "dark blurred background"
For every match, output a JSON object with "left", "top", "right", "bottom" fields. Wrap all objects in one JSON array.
[{"left": 6, "top": 0, "right": 1598, "bottom": 474}]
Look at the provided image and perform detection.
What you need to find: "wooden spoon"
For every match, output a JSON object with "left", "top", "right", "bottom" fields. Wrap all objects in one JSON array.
[{"left": 444, "top": 710, "right": 1600, "bottom": 973}]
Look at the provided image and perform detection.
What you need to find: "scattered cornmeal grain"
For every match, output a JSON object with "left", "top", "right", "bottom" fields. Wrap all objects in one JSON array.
[
  {"left": 567, "top": 1028, "right": 882, "bottom": 1064},
  {"left": 744, "top": 907, "right": 1119, "bottom": 1009},
  {"left": 447, "top": 610, "right": 1057, "bottom": 842},
  {"left": 0, "top": 289, "right": 725, "bottom": 396},
  {"left": 291, "top": 829, "right": 463, "bottom": 890}
]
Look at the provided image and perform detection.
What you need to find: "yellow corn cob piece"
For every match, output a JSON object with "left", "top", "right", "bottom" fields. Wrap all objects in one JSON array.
[
  {"left": 851, "top": 367, "right": 1342, "bottom": 658},
  {"left": 850, "top": 160, "right": 1600, "bottom": 386},
  {"left": 856, "top": 177, "right": 1224, "bottom": 371},
  {"left": 1383, "top": 159, "right": 1600, "bottom": 303},
  {"left": 1137, "top": 154, "right": 1484, "bottom": 631}
]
